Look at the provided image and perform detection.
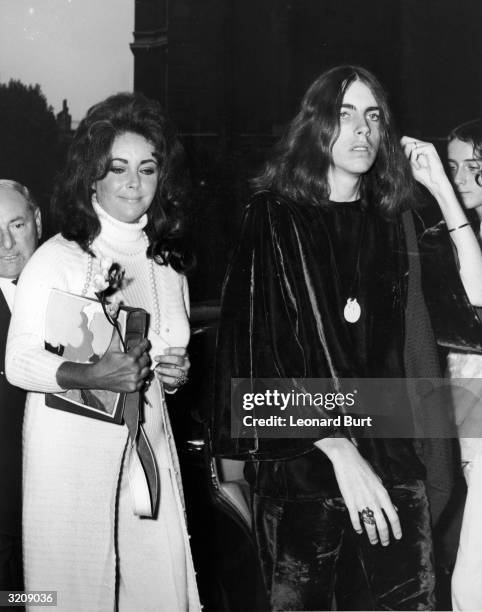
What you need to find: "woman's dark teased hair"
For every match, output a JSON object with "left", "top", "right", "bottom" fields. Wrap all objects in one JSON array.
[
  {"left": 52, "top": 92, "right": 193, "bottom": 272},
  {"left": 253, "top": 65, "right": 416, "bottom": 214},
  {"left": 449, "top": 118, "right": 482, "bottom": 187}
]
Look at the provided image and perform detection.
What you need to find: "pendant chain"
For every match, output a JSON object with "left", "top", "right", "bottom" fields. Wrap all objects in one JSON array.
[{"left": 343, "top": 210, "right": 368, "bottom": 324}]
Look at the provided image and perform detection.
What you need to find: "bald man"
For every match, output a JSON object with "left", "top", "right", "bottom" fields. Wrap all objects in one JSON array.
[{"left": 0, "top": 180, "right": 41, "bottom": 593}]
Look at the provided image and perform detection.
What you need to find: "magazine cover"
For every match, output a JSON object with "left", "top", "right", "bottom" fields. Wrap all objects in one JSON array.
[
  {"left": 44, "top": 288, "right": 147, "bottom": 424},
  {"left": 0, "top": 1, "right": 481, "bottom": 611}
]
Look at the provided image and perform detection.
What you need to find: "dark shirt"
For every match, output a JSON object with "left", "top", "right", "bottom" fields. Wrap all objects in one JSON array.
[
  {"left": 322, "top": 201, "right": 424, "bottom": 489},
  {"left": 321, "top": 200, "right": 404, "bottom": 376},
  {"left": 255, "top": 199, "right": 424, "bottom": 498},
  {"left": 257, "top": 201, "right": 425, "bottom": 498},
  {"left": 214, "top": 191, "right": 445, "bottom": 502}
]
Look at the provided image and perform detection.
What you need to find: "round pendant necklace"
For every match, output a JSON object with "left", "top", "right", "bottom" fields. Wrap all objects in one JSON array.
[
  {"left": 344, "top": 297, "right": 361, "bottom": 323},
  {"left": 343, "top": 211, "right": 368, "bottom": 324}
]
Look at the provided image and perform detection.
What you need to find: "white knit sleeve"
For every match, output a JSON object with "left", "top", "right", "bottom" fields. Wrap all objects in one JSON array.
[{"left": 6, "top": 240, "right": 69, "bottom": 393}]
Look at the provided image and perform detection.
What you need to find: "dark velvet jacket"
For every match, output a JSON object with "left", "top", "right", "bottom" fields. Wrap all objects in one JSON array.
[
  {"left": 420, "top": 220, "right": 482, "bottom": 352},
  {"left": 213, "top": 191, "right": 454, "bottom": 523}
]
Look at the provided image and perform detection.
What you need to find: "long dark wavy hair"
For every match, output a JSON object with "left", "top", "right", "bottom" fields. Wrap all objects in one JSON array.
[
  {"left": 449, "top": 118, "right": 482, "bottom": 187},
  {"left": 253, "top": 65, "right": 416, "bottom": 215},
  {"left": 52, "top": 92, "right": 193, "bottom": 272}
]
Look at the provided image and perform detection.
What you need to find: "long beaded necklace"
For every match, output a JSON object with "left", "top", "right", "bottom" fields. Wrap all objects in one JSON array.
[{"left": 82, "top": 235, "right": 161, "bottom": 336}]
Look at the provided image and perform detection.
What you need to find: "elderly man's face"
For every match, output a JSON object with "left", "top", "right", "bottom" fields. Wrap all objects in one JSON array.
[{"left": 0, "top": 187, "right": 41, "bottom": 279}]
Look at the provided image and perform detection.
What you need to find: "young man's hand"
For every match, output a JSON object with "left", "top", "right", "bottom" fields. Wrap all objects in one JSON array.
[{"left": 315, "top": 437, "right": 402, "bottom": 546}]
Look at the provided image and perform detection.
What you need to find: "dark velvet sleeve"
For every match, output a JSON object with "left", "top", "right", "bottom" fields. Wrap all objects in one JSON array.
[
  {"left": 419, "top": 221, "right": 482, "bottom": 353},
  {"left": 212, "top": 193, "right": 358, "bottom": 459}
]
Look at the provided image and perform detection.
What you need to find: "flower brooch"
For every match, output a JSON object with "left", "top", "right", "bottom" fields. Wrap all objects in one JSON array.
[{"left": 92, "top": 257, "right": 126, "bottom": 350}]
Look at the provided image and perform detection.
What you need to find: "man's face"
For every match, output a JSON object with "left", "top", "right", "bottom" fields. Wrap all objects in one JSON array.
[
  {"left": 329, "top": 79, "right": 382, "bottom": 188},
  {"left": 0, "top": 187, "right": 41, "bottom": 279}
]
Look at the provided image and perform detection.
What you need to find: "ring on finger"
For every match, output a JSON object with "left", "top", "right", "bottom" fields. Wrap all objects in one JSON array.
[
  {"left": 176, "top": 372, "right": 188, "bottom": 386},
  {"left": 360, "top": 507, "right": 376, "bottom": 526}
]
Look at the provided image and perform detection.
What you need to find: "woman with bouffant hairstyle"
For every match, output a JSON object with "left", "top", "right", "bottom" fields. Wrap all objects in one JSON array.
[
  {"left": 6, "top": 92, "right": 200, "bottom": 611},
  {"left": 53, "top": 91, "right": 194, "bottom": 272}
]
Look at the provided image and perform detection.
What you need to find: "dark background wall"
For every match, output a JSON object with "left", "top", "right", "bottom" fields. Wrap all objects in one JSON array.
[{"left": 131, "top": 0, "right": 482, "bottom": 301}]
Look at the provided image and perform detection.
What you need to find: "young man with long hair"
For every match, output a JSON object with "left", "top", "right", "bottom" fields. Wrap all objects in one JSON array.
[{"left": 213, "top": 66, "right": 465, "bottom": 610}]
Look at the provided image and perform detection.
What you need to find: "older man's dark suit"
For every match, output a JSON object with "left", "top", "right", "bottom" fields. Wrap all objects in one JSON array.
[{"left": 0, "top": 287, "right": 24, "bottom": 591}]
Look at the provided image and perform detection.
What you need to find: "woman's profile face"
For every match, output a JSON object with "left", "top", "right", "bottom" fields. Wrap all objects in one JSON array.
[
  {"left": 447, "top": 137, "right": 482, "bottom": 210},
  {"left": 94, "top": 131, "right": 160, "bottom": 223}
]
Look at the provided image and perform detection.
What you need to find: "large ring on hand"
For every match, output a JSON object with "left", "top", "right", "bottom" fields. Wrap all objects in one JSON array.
[
  {"left": 176, "top": 372, "right": 188, "bottom": 387},
  {"left": 360, "top": 507, "right": 376, "bottom": 526}
]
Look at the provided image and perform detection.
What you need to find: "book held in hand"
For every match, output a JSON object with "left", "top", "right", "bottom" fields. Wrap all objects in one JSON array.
[{"left": 44, "top": 289, "right": 148, "bottom": 423}]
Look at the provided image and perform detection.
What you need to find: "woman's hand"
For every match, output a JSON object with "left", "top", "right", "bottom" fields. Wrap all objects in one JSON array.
[
  {"left": 57, "top": 333, "right": 151, "bottom": 393},
  {"left": 90, "top": 335, "right": 151, "bottom": 392},
  {"left": 315, "top": 437, "right": 402, "bottom": 546},
  {"left": 153, "top": 347, "right": 190, "bottom": 392},
  {"left": 401, "top": 136, "right": 451, "bottom": 197}
]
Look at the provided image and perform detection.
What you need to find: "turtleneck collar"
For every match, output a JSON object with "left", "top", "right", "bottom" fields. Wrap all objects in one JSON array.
[{"left": 92, "top": 196, "right": 148, "bottom": 249}]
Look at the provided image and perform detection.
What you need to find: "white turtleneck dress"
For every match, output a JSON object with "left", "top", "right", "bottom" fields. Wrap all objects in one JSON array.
[{"left": 6, "top": 205, "right": 201, "bottom": 612}]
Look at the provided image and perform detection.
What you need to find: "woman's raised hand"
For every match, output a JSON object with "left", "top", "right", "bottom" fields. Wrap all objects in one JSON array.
[{"left": 401, "top": 136, "right": 451, "bottom": 196}]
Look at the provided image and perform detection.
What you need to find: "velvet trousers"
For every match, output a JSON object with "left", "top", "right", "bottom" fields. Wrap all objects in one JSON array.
[{"left": 253, "top": 479, "right": 435, "bottom": 611}]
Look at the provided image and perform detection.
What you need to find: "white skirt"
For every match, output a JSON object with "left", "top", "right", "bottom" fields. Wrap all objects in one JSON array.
[{"left": 22, "top": 380, "right": 201, "bottom": 612}]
